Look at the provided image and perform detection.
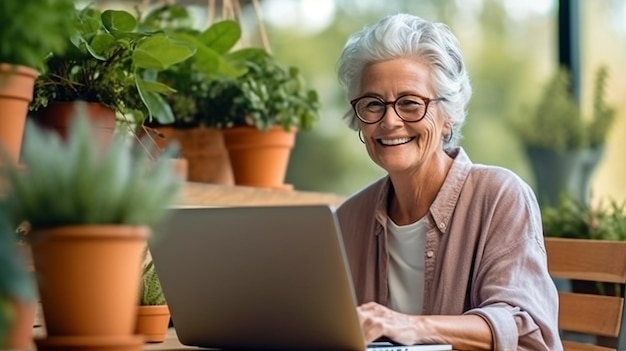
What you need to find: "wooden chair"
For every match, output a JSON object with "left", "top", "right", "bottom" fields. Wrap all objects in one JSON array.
[{"left": 545, "top": 237, "right": 626, "bottom": 351}]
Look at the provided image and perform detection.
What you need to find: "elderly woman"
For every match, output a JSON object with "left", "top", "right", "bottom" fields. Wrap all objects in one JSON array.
[{"left": 335, "top": 13, "right": 562, "bottom": 351}]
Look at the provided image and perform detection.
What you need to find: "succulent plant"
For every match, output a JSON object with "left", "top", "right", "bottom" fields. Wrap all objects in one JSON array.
[
  {"left": 139, "top": 258, "right": 166, "bottom": 306},
  {"left": 0, "top": 102, "right": 182, "bottom": 230}
]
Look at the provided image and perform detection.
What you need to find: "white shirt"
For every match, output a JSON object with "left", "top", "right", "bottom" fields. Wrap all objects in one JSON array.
[{"left": 387, "top": 217, "right": 426, "bottom": 315}]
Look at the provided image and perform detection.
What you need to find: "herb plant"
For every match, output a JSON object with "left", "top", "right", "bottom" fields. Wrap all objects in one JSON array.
[
  {"left": 140, "top": 4, "right": 265, "bottom": 127},
  {"left": 30, "top": 7, "right": 196, "bottom": 125},
  {"left": 0, "top": 0, "right": 75, "bottom": 70},
  {"left": 201, "top": 53, "right": 321, "bottom": 131}
]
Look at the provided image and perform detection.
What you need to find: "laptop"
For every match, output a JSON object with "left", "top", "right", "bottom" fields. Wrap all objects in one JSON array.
[{"left": 149, "top": 205, "right": 452, "bottom": 351}]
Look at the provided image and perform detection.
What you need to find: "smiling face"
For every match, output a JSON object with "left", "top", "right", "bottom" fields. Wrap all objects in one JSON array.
[{"left": 356, "top": 57, "right": 451, "bottom": 176}]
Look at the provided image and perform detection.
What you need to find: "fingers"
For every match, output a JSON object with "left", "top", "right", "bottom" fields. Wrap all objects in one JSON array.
[
  {"left": 357, "top": 302, "right": 387, "bottom": 344},
  {"left": 357, "top": 302, "right": 418, "bottom": 346}
]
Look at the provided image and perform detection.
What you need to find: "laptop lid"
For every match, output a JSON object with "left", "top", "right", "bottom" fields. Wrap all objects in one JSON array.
[
  {"left": 150, "top": 205, "right": 452, "bottom": 351},
  {"left": 150, "top": 204, "right": 366, "bottom": 351}
]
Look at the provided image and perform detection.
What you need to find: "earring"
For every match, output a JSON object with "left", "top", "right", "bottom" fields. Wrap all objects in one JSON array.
[
  {"left": 358, "top": 129, "right": 365, "bottom": 144},
  {"left": 443, "top": 130, "right": 453, "bottom": 143}
]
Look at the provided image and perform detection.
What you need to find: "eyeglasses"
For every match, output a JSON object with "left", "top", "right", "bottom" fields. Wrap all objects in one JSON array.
[{"left": 350, "top": 94, "right": 445, "bottom": 124}]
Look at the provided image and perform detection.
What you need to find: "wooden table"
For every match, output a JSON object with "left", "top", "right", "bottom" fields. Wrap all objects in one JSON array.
[
  {"left": 31, "top": 325, "right": 459, "bottom": 350},
  {"left": 31, "top": 326, "right": 206, "bottom": 350},
  {"left": 142, "top": 328, "right": 202, "bottom": 350}
]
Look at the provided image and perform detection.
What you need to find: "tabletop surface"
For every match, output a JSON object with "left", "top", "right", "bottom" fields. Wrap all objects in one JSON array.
[
  {"left": 31, "top": 326, "right": 205, "bottom": 351},
  {"left": 31, "top": 326, "right": 460, "bottom": 351},
  {"left": 142, "top": 328, "right": 203, "bottom": 350}
]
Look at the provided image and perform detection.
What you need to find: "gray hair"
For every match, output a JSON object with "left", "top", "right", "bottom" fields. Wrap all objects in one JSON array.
[{"left": 336, "top": 13, "right": 472, "bottom": 149}]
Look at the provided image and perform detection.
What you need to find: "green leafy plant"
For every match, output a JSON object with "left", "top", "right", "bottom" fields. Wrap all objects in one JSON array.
[
  {"left": 201, "top": 53, "right": 321, "bottom": 131},
  {"left": 140, "top": 4, "right": 265, "bottom": 128},
  {"left": 0, "top": 102, "right": 182, "bottom": 230},
  {"left": 542, "top": 194, "right": 626, "bottom": 241},
  {"left": 587, "top": 66, "right": 616, "bottom": 148},
  {"left": 0, "top": 0, "right": 75, "bottom": 70},
  {"left": 0, "top": 209, "right": 36, "bottom": 347},
  {"left": 512, "top": 66, "right": 616, "bottom": 151},
  {"left": 30, "top": 6, "right": 196, "bottom": 125},
  {"left": 139, "top": 259, "right": 166, "bottom": 306}
]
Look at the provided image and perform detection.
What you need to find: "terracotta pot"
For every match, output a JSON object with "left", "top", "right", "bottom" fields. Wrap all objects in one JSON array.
[
  {"left": 152, "top": 126, "right": 234, "bottom": 185},
  {"left": 169, "top": 158, "right": 188, "bottom": 182},
  {"left": 29, "top": 225, "right": 148, "bottom": 337},
  {"left": 30, "top": 102, "right": 117, "bottom": 152},
  {"left": 222, "top": 126, "right": 296, "bottom": 188},
  {"left": 135, "top": 305, "right": 171, "bottom": 343},
  {"left": 3, "top": 298, "right": 37, "bottom": 350},
  {"left": 0, "top": 63, "right": 38, "bottom": 165}
]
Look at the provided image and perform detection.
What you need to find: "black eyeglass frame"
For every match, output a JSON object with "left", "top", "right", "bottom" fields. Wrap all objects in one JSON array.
[{"left": 350, "top": 94, "right": 446, "bottom": 124}]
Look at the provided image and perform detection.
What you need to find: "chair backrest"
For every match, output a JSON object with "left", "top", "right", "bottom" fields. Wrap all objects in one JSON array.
[{"left": 545, "top": 237, "right": 626, "bottom": 351}]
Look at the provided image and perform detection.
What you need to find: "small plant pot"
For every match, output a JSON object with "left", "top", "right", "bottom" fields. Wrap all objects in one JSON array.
[
  {"left": 135, "top": 305, "right": 171, "bottom": 343},
  {"left": 170, "top": 127, "right": 235, "bottom": 185},
  {"left": 30, "top": 102, "right": 117, "bottom": 152},
  {"left": 222, "top": 126, "right": 296, "bottom": 188}
]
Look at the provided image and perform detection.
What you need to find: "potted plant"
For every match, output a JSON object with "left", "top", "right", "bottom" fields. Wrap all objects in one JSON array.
[
  {"left": 0, "top": 209, "right": 37, "bottom": 350},
  {"left": 202, "top": 53, "right": 321, "bottom": 188},
  {"left": 543, "top": 194, "right": 626, "bottom": 241},
  {"left": 135, "top": 250, "right": 170, "bottom": 343},
  {"left": 140, "top": 4, "right": 265, "bottom": 184},
  {"left": 511, "top": 66, "right": 616, "bottom": 207},
  {"left": 29, "top": 6, "right": 195, "bottom": 148},
  {"left": 0, "top": 103, "right": 182, "bottom": 349},
  {"left": 542, "top": 193, "right": 626, "bottom": 297},
  {"left": 0, "top": 0, "right": 75, "bottom": 164}
]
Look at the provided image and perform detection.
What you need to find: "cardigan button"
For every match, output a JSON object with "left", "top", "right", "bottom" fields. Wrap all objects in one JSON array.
[{"left": 426, "top": 250, "right": 434, "bottom": 258}]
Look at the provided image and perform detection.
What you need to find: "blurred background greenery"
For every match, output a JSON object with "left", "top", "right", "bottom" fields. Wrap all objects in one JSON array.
[
  {"left": 101, "top": 0, "right": 626, "bottom": 202},
  {"left": 267, "top": 0, "right": 626, "bottom": 204}
]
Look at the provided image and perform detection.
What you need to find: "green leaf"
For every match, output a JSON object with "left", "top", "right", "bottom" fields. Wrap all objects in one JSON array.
[
  {"left": 141, "top": 80, "right": 177, "bottom": 94},
  {"left": 101, "top": 10, "right": 137, "bottom": 34},
  {"left": 198, "top": 20, "right": 241, "bottom": 54},
  {"left": 169, "top": 32, "right": 200, "bottom": 47},
  {"left": 90, "top": 34, "right": 116, "bottom": 56},
  {"left": 216, "top": 57, "right": 247, "bottom": 78},
  {"left": 78, "top": 36, "right": 107, "bottom": 61},
  {"left": 133, "top": 51, "right": 167, "bottom": 71},
  {"left": 133, "top": 35, "right": 196, "bottom": 70},
  {"left": 137, "top": 77, "right": 175, "bottom": 124},
  {"left": 226, "top": 47, "right": 268, "bottom": 63},
  {"left": 192, "top": 46, "right": 220, "bottom": 75},
  {"left": 77, "top": 14, "right": 101, "bottom": 38}
]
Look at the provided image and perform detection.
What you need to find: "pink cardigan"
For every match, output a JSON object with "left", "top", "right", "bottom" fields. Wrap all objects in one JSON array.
[{"left": 336, "top": 148, "right": 562, "bottom": 351}]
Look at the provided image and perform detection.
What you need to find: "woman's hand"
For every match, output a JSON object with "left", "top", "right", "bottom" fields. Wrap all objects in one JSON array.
[
  {"left": 357, "top": 302, "right": 494, "bottom": 350},
  {"left": 357, "top": 302, "right": 419, "bottom": 345}
]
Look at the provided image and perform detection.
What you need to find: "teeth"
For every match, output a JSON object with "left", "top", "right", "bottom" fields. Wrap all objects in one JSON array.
[{"left": 379, "top": 137, "right": 412, "bottom": 146}]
